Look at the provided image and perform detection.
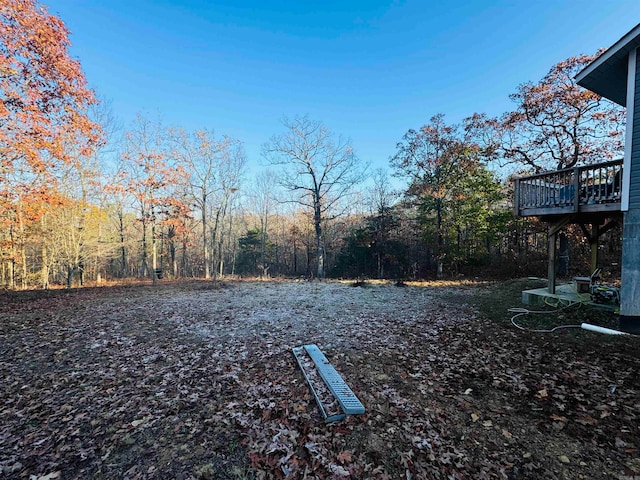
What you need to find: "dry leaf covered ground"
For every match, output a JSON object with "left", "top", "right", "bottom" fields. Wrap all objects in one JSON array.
[{"left": 1, "top": 279, "right": 639, "bottom": 479}]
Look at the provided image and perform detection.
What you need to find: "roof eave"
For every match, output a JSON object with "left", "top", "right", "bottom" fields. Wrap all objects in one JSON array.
[{"left": 575, "top": 23, "right": 640, "bottom": 106}]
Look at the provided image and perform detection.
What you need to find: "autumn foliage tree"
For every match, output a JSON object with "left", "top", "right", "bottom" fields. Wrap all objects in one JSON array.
[
  {"left": 392, "top": 114, "right": 505, "bottom": 278},
  {"left": 120, "top": 115, "right": 188, "bottom": 285},
  {"left": 470, "top": 53, "right": 624, "bottom": 172},
  {"left": 0, "top": 0, "right": 100, "bottom": 171},
  {"left": 0, "top": 0, "right": 101, "bottom": 287}
]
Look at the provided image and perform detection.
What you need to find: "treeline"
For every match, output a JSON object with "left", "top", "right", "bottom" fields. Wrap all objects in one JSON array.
[{"left": 0, "top": 1, "right": 625, "bottom": 288}]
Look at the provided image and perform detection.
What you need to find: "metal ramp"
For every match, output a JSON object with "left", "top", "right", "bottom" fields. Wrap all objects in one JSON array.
[{"left": 292, "top": 344, "right": 365, "bottom": 422}]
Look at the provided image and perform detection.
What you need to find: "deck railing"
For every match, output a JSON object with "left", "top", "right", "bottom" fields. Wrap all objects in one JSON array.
[{"left": 513, "top": 159, "right": 623, "bottom": 216}]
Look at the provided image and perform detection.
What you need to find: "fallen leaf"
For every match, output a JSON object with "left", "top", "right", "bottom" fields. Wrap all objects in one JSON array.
[
  {"left": 37, "top": 472, "right": 61, "bottom": 480},
  {"left": 575, "top": 415, "right": 598, "bottom": 426},
  {"left": 615, "top": 437, "right": 627, "bottom": 448},
  {"left": 329, "top": 463, "right": 350, "bottom": 477},
  {"left": 337, "top": 450, "right": 353, "bottom": 464},
  {"left": 471, "top": 413, "right": 480, "bottom": 423}
]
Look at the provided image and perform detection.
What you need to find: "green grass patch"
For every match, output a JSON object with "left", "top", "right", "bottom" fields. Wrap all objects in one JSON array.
[{"left": 472, "top": 277, "right": 631, "bottom": 348}]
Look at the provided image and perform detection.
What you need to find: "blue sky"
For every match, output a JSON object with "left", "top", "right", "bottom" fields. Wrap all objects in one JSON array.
[{"left": 46, "top": 0, "right": 640, "bottom": 172}]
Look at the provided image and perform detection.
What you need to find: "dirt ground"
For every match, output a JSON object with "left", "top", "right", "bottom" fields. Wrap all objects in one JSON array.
[{"left": 1, "top": 279, "right": 639, "bottom": 479}]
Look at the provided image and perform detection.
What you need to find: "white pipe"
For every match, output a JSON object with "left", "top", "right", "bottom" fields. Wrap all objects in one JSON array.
[{"left": 581, "top": 323, "right": 629, "bottom": 335}]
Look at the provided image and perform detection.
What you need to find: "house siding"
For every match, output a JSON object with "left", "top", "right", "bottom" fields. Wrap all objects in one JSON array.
[{"left": 631, "top": 52, "right": 640, "bottom": 208}]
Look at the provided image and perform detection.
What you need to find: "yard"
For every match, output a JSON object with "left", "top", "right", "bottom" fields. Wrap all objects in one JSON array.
[{"left": 1, "top": 279, "right": 639, "bottom": 479}]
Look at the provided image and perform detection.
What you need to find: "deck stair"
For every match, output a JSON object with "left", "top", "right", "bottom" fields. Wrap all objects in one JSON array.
[{"left": 292, "top": 344, "right": 365, "bottom": 422}]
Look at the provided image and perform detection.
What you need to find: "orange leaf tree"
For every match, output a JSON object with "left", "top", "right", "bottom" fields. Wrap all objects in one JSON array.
[
  {"left": 0, "top": 0, "right": 101, "bottom": 170},
  {"left": 392, "top": 114, "right": 505, "bottom": 279},
  {"left": 1, "top": 0, "right": 101, "bottom": 288},
  {"left": 120, "top": 114, "right": 191, "bottom": 284},
  {"left": 470, "top": 53, "right": 625, "bottom": 172}
]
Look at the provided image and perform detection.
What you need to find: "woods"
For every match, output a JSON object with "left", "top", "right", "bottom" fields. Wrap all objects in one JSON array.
[{"left": 0, "top": 2, "right": 626, "bottom": 289}]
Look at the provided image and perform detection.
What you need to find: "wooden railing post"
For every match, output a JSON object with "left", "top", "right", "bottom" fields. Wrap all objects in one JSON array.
[
  {"left": 573, "top": 166, "right": 580, "bottom": 212},
  {"left": 513, "top": 179, "right": 520, "bottom": 216}
]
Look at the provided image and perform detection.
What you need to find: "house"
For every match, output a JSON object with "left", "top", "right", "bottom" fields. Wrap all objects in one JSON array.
[
  {"left": 514, "top": 23, "right": 640, "bottom": 333},
  {"left": 575, "top": 23, "right": 640, "bottom": 334}
]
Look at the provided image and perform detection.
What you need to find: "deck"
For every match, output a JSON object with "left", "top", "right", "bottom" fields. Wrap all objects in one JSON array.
[{"left": 513, "top": 159, "right": 623, "bottom": 218}]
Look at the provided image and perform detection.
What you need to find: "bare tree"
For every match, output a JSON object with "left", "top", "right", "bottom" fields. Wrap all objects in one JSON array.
[
  {"left": 87, "top": 99, "right": 123, "bottom": 284},
  {"left": 170, "top": 129, "right": 245, "bottom": 280},
  {"left": 210, "top": 145, "right": 244, "bottom": 283},
  {"left": 253, "top": 169, "right": 278, "bottom": 277},
  {"left": 366, "top": 169, "right": 399, "bottom": 278},
  {"left": 367, "top": 168, "right": 396, "bottom": 216},
  {"left": 262, "top": 115, "right": 367, "bottom": 278}
]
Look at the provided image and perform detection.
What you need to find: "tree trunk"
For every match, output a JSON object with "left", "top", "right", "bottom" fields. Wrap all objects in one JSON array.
[
  {"left": 18, "top": 207, "right": 27, "bottom": 289},
  {"left": 260, "top": 216, "right": 267, "bottom": 279},
  {"left": 314, "top": 200, "right": 324, "bottom": 279},
  {"left": 558, "top": 232, "right": 569, "bottom": 278},
  {"left": 96, "top": 220, "right": 103, "bottom": 284},
  {"left": 67, "top": 266, "right": 73, "bottom": 289},
  {"left": 171, "top": 240, "right": 177, "bottom": 278},
  {"left": 118, "top": 209, "right": 126, "bottom": 278},
  {"left": 141, "top": 218, "right": 148, "bottom": 277},
  {"left": 202, "top": 204, "right": 210, "bottom": 279},
  {"left": 20, "top": 243, "right": 27, "bottom": 289},
  {"left": 41, "top": 244, "right": 49, "bottom": 290},
  {"left": 231, "top": 247, "right": 237, "bottom": 276},
  {"left": 293, "top": 239, "right": 298, "bottom": 275},
  {"left": 217, "top": 215, "right": 228, "bottom": 278},
  {"left": 182, "top": 239, "right": 188, "bottom": 277},
  {"left": 8, "top": 225, "right": 15, "bottom": 289},
  {"left": 6, "top": 259, "right": 15, "bottom": 289},
  {"left": 211, "top": 205, "right": 222, "bottom": 284},
  {"left": 436, "top": 200, "right": 444, "bottom": 280},
  {"left": 152, "top": 223, "right": 158, "bottom": 286}
]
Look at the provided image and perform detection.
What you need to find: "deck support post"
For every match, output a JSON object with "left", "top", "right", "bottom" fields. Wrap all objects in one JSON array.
[
  {"left": 558, "top": 233, "right": 569, "bottom": 277},
  {"left": 548, "top": 230, "right": 557, "bottom": 294},
  {"left": 580, "top": 220, "right": 620, "bottom": 275},
  {"left": 547, "top": 216, "right": 574, "bottom": 294},
  {"left": 590, "top": 223, "right": 600, "bottom": 274}
]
